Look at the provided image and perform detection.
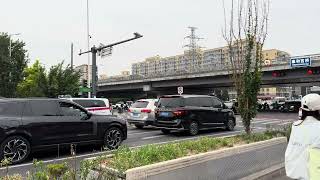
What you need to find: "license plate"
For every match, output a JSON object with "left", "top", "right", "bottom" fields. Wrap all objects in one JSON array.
[
  {"left": 160, "top": 112, "right": 170, "bottom": 117},
  {"left": 132, "top": 113, "right": 139, "bottom": 117}
]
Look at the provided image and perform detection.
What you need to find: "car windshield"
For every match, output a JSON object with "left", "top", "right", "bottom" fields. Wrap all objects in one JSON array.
[
  {"left": 131, "top": 101, "right": 149, "bottom": 108},
  {"left": 158, "top": 97, "right": 183, "bottom": 108}
]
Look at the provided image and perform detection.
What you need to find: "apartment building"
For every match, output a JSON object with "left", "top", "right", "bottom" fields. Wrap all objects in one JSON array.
[{"left": 131, "top": 43, "right": 289, "bottom": 77}]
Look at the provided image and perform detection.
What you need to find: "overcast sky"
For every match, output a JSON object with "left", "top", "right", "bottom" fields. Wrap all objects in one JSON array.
[{"left": 1, "top": 0, "right": 319, "bottom": 76}]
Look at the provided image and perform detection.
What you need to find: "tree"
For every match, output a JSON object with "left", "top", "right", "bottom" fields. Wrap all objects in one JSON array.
[
  {"left": 47, "top": 62, "right": 80, "bottom": 98},
  {"left": 223, "top": 0, "right": 269, "bottom": 134},
  {"left": 214, "top": 89, "right": 222, "bottom": 100},
  {"left": 17, "top": 60, "right": 47, "bottom": 97},
  {"left": 222, "top": 90, "right": 229, "bottom": 101},
  {"left": 0, "top": 33, "right": 28, "bottom": 97},
  {"left": 17, "top": 61, "right": 80, "bottom": 98}
]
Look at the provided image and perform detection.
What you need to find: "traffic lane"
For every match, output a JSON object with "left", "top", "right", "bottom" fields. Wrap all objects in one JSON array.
[{"left": 255, "top": 112, "right": 298, "bottom": 121}]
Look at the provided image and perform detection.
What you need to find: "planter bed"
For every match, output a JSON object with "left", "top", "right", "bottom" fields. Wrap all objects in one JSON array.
[{"left": 84, "top": 131, "right": 288, "bottom": 180}]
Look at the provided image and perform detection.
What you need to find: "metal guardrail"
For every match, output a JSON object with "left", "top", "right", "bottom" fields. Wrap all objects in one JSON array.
[{"left": 98, "top": 56, "right": 320, "bottom": 86}]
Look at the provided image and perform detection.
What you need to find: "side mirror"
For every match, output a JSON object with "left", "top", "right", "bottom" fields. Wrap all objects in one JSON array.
[
  {"left": 81, "top": 111, "right": 91, "bottom": 120},
  {"left": 222, "top": 103, "right": 227, "bottom": 109}
]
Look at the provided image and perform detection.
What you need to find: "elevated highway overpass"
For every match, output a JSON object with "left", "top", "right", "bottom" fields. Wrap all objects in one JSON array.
[{"left": 97, "top": 55, "right": 320, "bottom": 98}]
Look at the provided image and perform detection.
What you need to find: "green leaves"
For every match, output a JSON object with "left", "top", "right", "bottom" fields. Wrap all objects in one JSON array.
[
  {"left": 17, "top": 61, "right": 80, "bottom": 98},
  {"left": 0, "top": 33, "right": 28, "bottom": 98}
]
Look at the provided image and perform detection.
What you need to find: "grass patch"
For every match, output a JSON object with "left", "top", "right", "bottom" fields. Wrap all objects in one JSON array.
[{"left": 96, "top": 130, "right": 285, "bottom": 172}]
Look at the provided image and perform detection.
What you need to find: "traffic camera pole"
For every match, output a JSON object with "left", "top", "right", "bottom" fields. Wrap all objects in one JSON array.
[
  {"left": 91, "top": 46, "right": 97, "bottom": 97},
  {"left": 79, "top": 33, "right": 143, "bottom": 98}
]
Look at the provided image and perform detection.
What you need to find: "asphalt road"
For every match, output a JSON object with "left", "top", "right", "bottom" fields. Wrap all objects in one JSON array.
[{"left": 0, "top": 112, "right": 298, "bottom": 177}]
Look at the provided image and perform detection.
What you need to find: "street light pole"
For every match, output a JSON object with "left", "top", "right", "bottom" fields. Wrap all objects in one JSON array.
[
  {"left": 79, "top": 33, "right": 143, "bottom": 98},
  {"left": 86, "top": 0, "right": 91, "bottom": 97}
]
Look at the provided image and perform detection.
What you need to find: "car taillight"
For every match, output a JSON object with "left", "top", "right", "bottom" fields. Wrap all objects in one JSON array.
[
  {"left": 128, "top": 109, "right": 132, "bottom": 112},
  {"left": 173, "top": 110, "right": 186, "bottom": 116},
  {"left": 141, "top": 109, "right": 152, "bottom": 113}
]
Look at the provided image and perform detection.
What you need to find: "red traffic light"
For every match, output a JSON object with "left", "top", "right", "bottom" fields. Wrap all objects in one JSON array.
[
  {"left": 272, "top": 71, "right": 286, "bottom": 77},
  {"left": 307, "top": 68, "right": 320, "bottom": 75},
  {"left": 272, "top": 72, "right": 278, "bottom": 77}
]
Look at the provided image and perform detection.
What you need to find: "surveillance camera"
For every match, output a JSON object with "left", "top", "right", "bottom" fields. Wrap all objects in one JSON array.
[{"left": 134, "top": 32, "right": 142, "bottom": 38}]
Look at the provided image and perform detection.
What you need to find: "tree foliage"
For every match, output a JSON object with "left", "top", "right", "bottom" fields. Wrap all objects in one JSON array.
[
  {"left": 0, "top": 33, "right": 28, "bottom": 97},
  {"left": 17, "top": 60, "right": 47, "bottom": 97},
  {"left": 17, "top": 61, "right": 80, "bottom": 98},
  {"left": 223, "top": 0, "right": 269, "bottom": 134}
]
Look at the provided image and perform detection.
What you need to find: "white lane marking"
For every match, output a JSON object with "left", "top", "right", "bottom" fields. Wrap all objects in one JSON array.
[
  {"left": 252, "top": 119, "right": 276, "bottom": 123},
  {"left": 278, "top": 122, "right": 292, "bottom": 126},
  {"left": 142, "top": 135, "right": 165, "bottom": 140},
  {"left": 260, "top": 120, "right": 293, "bottom": 125},
  {"left": 260, "top": 122, "right": 278, "bottom": 125}
]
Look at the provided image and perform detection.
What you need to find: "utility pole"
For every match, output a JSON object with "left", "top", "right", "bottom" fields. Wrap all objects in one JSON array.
[
  {"left": 184, "top": 27, "right": 203, "bottom": 70},
  {"left": 86, "top": 0, "right": 91, "bottom": 97},
  {"left": 71, "top": 43, "right": 74, "bottom": 69},
  {"left": 79, "top": 33, "right": 143, "bottom": 98}
]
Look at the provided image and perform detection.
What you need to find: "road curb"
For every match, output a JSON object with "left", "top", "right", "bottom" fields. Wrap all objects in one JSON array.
[{"left": 239, "top": 163, "right": 286, "bottom": 180}]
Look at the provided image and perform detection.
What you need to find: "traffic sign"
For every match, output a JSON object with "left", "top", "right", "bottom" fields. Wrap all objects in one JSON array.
[
  {"left": 178, "top": 86, "right": 183, "bottom": 95},
  {"left": 98, "top": 43, "right": 112, "bottom": 58},
  {"left": 79, "top": 86, "right": 91, "bottom": 93},
  {"left": 290, "top": 57, "right": 311, "bottom": 68}
]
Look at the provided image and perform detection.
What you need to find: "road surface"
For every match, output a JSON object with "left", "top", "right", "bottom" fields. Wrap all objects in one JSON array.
[{"left": 0, "top": 112, "right": 297, "bottom": 177}]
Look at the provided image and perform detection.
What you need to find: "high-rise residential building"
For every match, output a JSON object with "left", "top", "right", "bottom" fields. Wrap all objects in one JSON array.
[
  {"left": 131, "top": 44, "right": 289, "bottom": 77},
  {"left": 262, "top": 49, "right": 290, "bottom": 65},
  {"left": 74, "top": 64, "right": 92, "bottom": 82}
]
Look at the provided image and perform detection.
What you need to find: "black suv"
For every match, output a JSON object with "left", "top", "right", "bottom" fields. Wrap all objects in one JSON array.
[
  {"left": 154, "top": 95, "right": 236, "bottom": 135},
  {"left": 0, "top": 98, "right": 127, "bottom": 164}
]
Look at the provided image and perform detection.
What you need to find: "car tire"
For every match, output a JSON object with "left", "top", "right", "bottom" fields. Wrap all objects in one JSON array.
[
  {"left": 103, "top": 127, "right": 123, "bottom": 150},
  {"left": 0, "top": 136, "right": 31, "bottom": 164},
  {"left": 161, "top": 129, "right": 171, "bottom": 134},
  {"left": 188, "top": 121, "right": 199, "bottom": 136},
  {"left": 135, "top": 125, "right": 144, "bottom": 129},
  {"left": 226, "top": 119, "right": 235, "bottom": 131}
]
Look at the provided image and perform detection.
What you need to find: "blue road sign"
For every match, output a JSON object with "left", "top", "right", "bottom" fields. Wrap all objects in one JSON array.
[{"left": 290, "top": 57, "right": 311, "bottom": 68}]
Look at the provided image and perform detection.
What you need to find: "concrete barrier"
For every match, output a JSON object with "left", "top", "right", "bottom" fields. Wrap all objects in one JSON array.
[{"left": 88, "top": 137, "right": 287, "bottom": 180}]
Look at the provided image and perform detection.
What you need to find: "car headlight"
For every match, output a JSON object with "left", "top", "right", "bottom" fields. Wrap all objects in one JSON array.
[{"left": 228, "top": 111, "right": 234, "bottom": 116}]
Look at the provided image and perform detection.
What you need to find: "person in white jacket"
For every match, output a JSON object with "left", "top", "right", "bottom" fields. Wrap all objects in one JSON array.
[{"left": 285, "top": 93, "right": 320, "bottom": 180}]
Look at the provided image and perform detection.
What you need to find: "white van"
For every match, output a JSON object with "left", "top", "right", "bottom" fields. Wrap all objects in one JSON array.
[{"left": 66, "top": 98, "right": 112, "bottom": 115}]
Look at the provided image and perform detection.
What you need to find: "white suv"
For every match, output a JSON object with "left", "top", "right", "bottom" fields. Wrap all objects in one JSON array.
[
  {"left": 65, "top": 98, "right": 112, "bottom": 115},
  {"left": 127, "top": 99, "right": 158, "bottom": 129}
]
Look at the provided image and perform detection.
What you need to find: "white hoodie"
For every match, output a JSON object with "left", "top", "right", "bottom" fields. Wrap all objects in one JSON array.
[{"left": 285, "top": 116, "right": 320, "bottom": 180}]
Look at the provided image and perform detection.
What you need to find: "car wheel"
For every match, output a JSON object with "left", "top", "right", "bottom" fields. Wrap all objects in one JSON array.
[
  {"left": 104, "top": 127, "right": 123, "bottom": 150},
  {"left": 161, "top": 129, "right": 171, "bottom": 134},
  {"left": 135, "top": 125, "right": 144, "bottom": 129},
  {"left": 0, "top": 136, "right": 30, "bottom": 164},
  {"left": 188, "top": 121, "right": 199, "bottom": 136},
  {"left": 226, "top": 119, "right": 235, "bottom": 131}
]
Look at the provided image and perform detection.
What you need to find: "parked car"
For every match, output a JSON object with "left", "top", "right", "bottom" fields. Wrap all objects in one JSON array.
[
  {"left": 65, "top": 98, "right": 112, "bottom": 115},
  {"left": 127, "top": 99, "right": 158, "bottom": 129},
  {"left": 154, "top": 95, "right": 236, "bottom": 136},
  {"left": 0, "top": 98, "right": 127, "bottom": 164}
]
